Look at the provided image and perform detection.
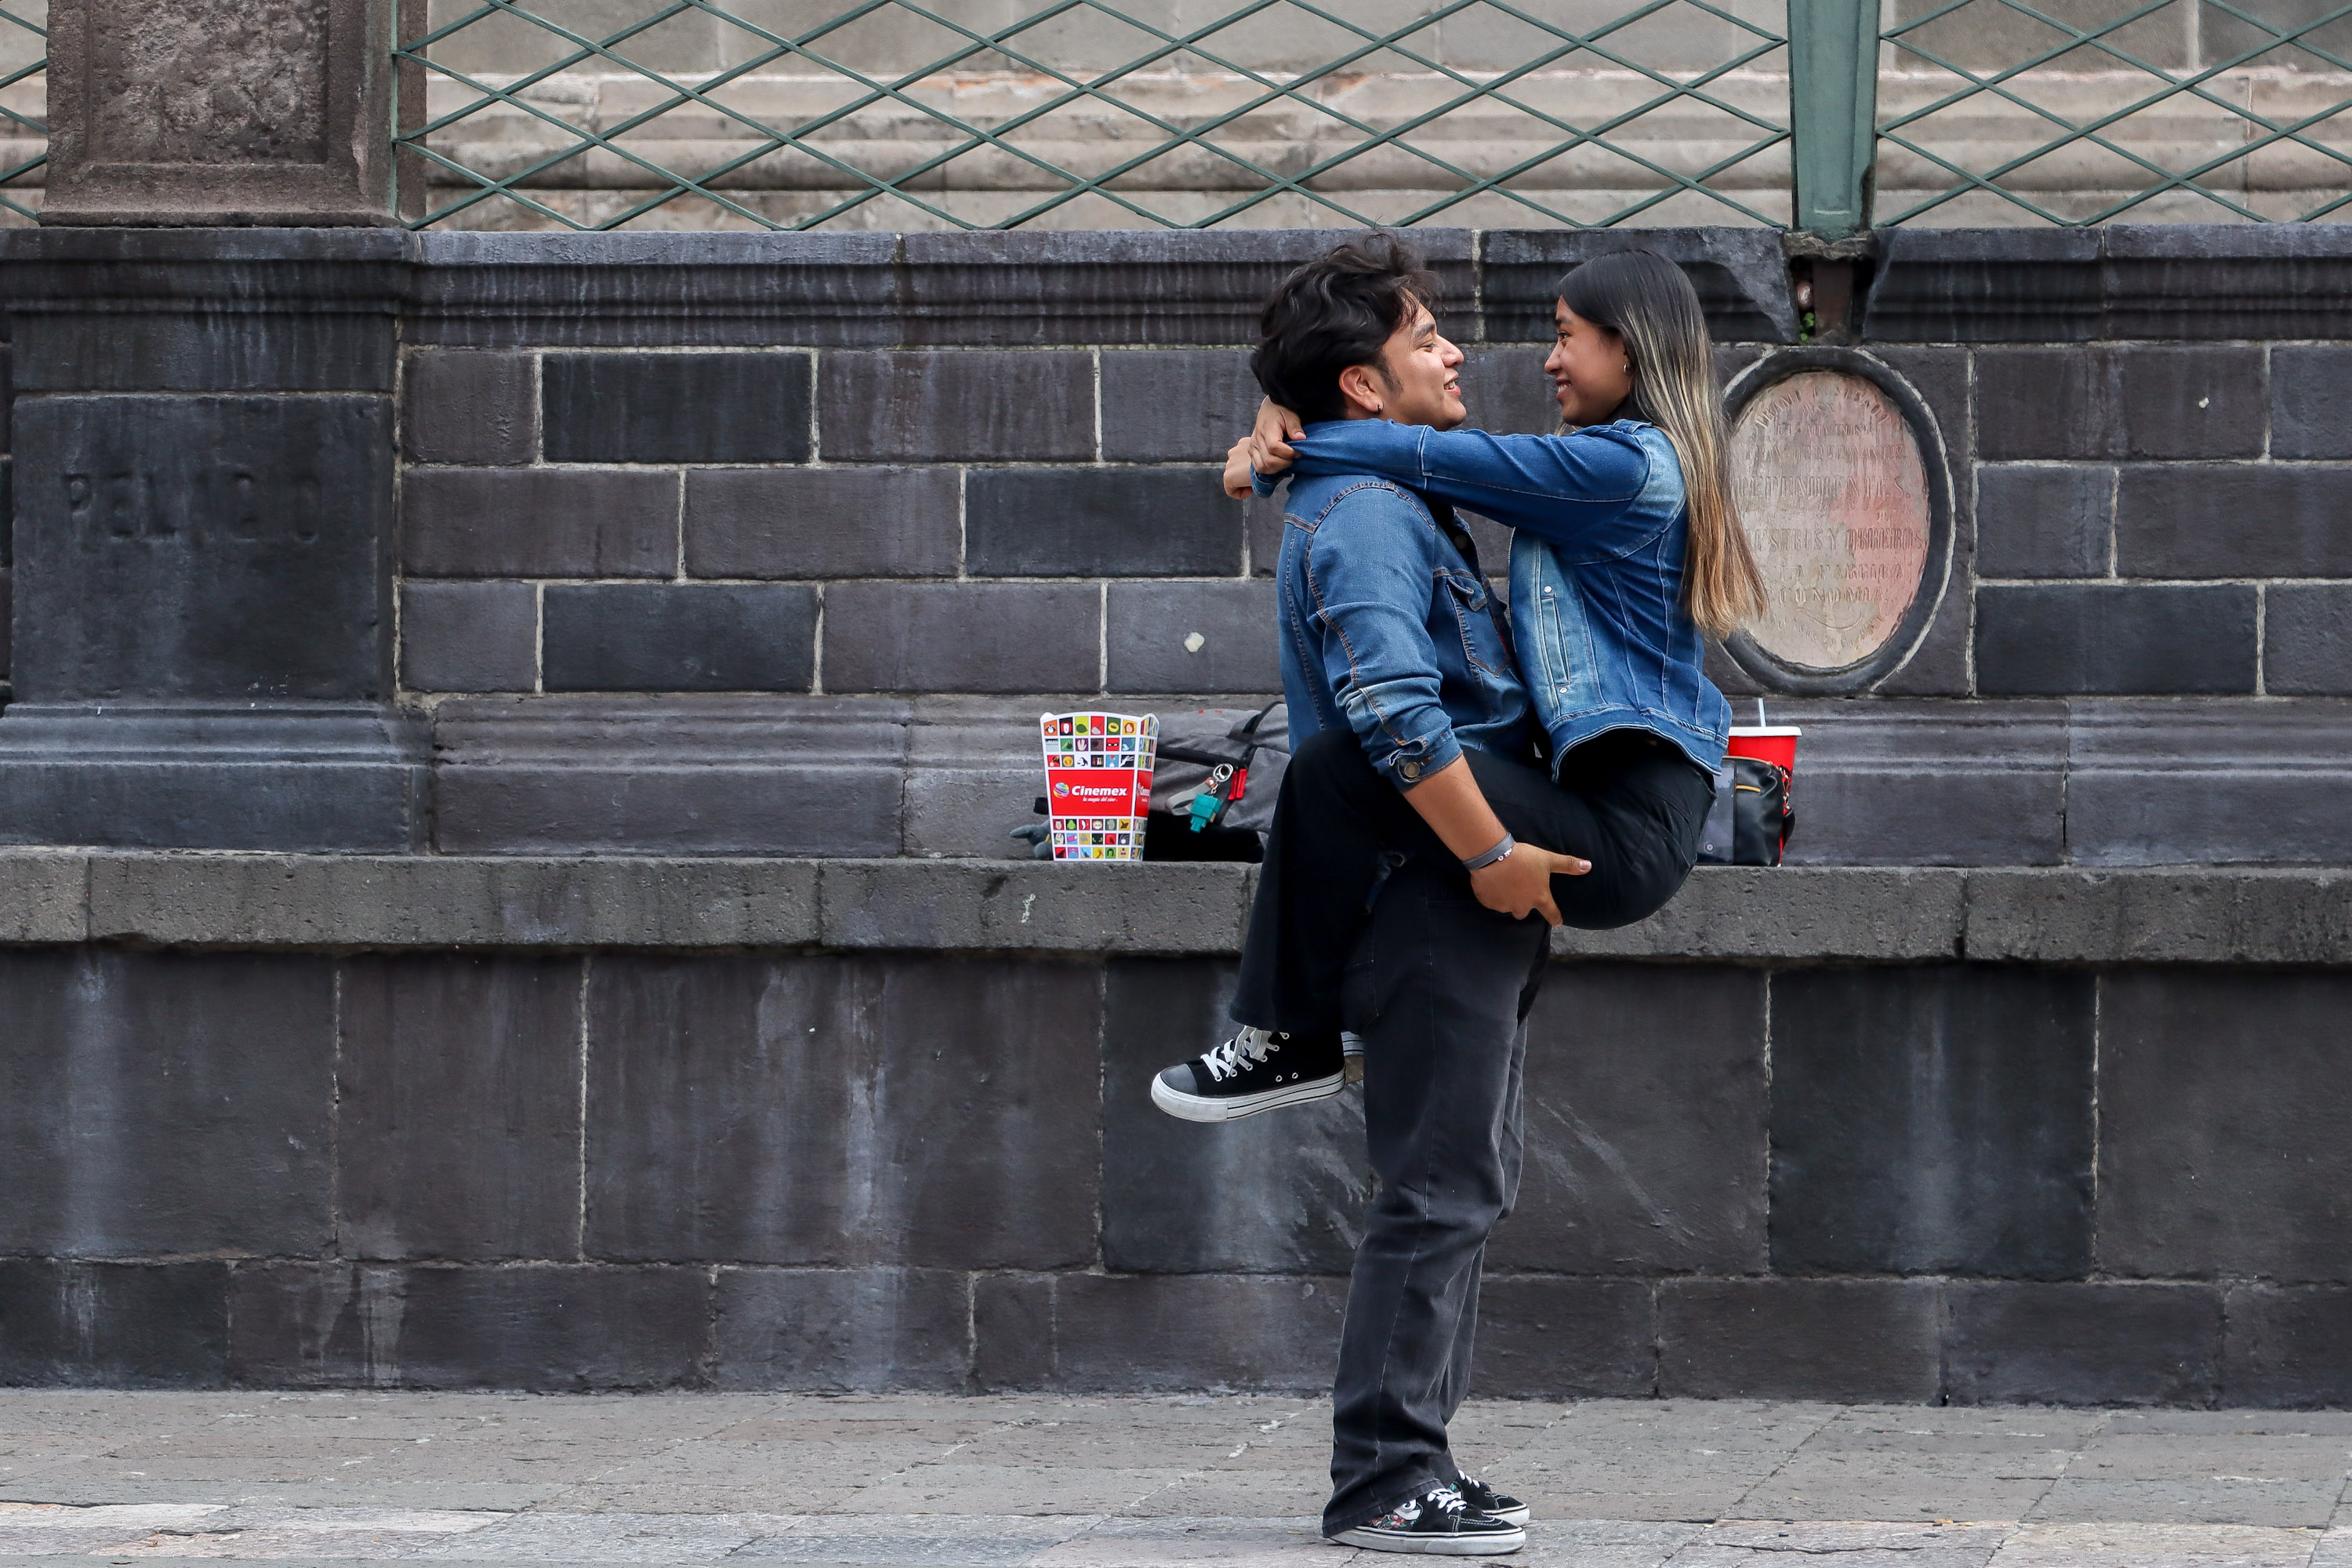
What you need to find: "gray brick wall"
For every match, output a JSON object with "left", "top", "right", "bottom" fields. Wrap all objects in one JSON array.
[
  {"left": 9, "top": 929, "right": 2352, "bottom": 1403},
  {"left": 376, "top": 229, "right": 2352, "bottom": 863},
  {"left": 397, "top": 343, "right": 1279, "bottom": 705},
  {"left": 397, "top": 334, "right": 2352, "bottom": 710}
]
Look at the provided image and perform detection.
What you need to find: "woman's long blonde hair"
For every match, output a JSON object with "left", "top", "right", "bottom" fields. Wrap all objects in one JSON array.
[{"left": 1559, "top": 251, "right": 1766, "bottom": 637}]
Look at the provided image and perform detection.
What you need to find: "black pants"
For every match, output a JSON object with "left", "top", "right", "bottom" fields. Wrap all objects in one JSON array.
[
  {"left": 1233, "top": 727, "right": 1715, "bottom": 1038},
  {"left": 1225, "top": 728, "right": 1711, "bottom": 1535},
  {"left": 1323, "top": 857, "right": 1549, "bottom": 1533}
]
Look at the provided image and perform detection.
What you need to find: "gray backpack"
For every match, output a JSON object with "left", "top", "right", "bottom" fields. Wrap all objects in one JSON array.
[{"left": 1148, "top": 701, "right": 1289, "bottom": 838}]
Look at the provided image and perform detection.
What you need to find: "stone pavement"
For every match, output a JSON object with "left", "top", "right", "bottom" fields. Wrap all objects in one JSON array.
[{"left": 2, "top": 1393, "right": 2350, "bottom": 1567}]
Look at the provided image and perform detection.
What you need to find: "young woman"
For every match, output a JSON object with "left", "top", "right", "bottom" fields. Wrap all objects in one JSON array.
[{"left": 1158, "top": 248, "right": 1765, "bottom": 1126}]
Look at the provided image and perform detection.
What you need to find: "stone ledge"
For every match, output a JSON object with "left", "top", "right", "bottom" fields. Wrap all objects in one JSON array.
[
  {"left": 1550, "top": 866, "right": 1965, "bottom": 962},
  {"left": 819, "top": 859, "right": 1254, "bottom": 955},
  {"left": 1966, "top": 869, "right": 2352, "bottom": 966},
  {"left": 11, "top": 855, "right": 2352, "bottom": 962}
]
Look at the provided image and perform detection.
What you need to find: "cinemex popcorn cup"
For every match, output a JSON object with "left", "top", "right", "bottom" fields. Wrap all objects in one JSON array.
[{"left": 1040, "top": 711, "right": 1159, "bottom": 861}]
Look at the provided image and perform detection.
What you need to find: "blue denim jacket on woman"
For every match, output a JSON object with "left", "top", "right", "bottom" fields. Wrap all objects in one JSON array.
[
  {"left": 1276, "top": 417, "right": 1732, "bottom": 779},
  {"left": 1268, "top": 461, "right": 1534, "bottom": 793}
]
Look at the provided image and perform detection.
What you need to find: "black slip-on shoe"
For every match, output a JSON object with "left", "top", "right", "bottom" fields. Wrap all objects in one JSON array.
[
  {"left": 1454, "top": 1475, "right": 1530, "bottom": 1527},
  {"left": 1148, "top": 1026, "right": 1345, "bottom": 1123},
  {"left": 1329, "top": 1485, "right": 1526, "bottom": 1555}
]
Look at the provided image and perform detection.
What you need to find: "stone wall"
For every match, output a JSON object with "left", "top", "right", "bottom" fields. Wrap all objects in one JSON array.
[
  {"left": 364, "top": 226, "right": 2352, "bottom": 863},
  {"left": 8, "top": 224, "right": 2352, "bottom": 1398},
  {"left": 8, "top": 854, "right": 2352, "bottom": 1403}
]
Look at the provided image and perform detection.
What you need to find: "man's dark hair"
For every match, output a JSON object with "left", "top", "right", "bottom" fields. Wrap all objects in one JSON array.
[{"left": 1251, "top": 234, "right": 1440, "bottom": 425}]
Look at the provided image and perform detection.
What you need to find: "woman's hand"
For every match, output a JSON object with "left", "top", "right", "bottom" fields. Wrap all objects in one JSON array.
[
  {"left": 1247, "top": 399, "right": 1305, "bottom": 481},
  {"left": 1469, "top": 843, "right": 1589, "bottom": 926},
  {"left": 1222, "top": 434, "right": 1257, "bottom": 500}
]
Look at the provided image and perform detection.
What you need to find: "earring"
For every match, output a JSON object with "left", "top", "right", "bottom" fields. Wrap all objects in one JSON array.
[{"left": 1622, "top": 360, "right": 1632, "bottom": 373}]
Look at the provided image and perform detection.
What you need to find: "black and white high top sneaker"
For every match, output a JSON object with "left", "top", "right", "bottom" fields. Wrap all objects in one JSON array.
[
  {"left": 1453, "top": 1475, "right": 1530, "bottom": 1527},
  {"left": 1149, "top": 1026, "right": 1345, "bottom": 1122},
  {"left": 1330, "top": 1484, "right": 1526, "bottom": 1555}
]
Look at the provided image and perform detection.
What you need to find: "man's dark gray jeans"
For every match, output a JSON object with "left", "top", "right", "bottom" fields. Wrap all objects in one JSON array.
[{"left": 1323, "top": 856, "right": 1551, "bottom": 1536}]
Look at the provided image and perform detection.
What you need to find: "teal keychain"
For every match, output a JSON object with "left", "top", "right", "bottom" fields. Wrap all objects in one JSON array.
[{"left": 1187, "top": 763, "right": 1242, "bottom": 832}]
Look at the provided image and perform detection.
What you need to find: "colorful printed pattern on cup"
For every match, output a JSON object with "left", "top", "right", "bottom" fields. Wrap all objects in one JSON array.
[{"left": 1040, "top": 712, "right": 1159, "bottom": 861}]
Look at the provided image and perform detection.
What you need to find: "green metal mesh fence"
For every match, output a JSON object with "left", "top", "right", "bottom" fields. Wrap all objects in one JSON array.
[
  {"left": 1878, "top": 0, "right": 2352, "bottom": 223},
  {"left": 394, "top": 2, "right": 1794, "bottom": 230},
  {"left": 0, "top": 1, "right": 2341, "bottom": 230},
  {"left": 0, "top": 1, "right": 42, "bottom": 223}
]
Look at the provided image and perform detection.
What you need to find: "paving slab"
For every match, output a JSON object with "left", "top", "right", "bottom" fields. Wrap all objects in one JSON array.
[
  {"left": 1112, "top": 1476, "right": 1332, "bottom": 1523},
  {"left": 0, "top": 1485, "right": 566, "bottom": 1513},
  {"left": 2312, "top": 1523, "right": 2352, "bottom": 1566},
  {"left": 1022, "top": 1517, "right": 1338, "bottom": 1565},
  {"left": 405, "top": 1513, "right": 793, "bottom": 1562},
  {"left": 2069, "top": 1435, "right": 2352, "bottom": 1479},
  {"left": 1510, "top": 1519, "right": 1702, "bottom": 1568},
  {"left": 559, "top": 1447, "right": 949, "bottom": 1491},
  {"left": 727, "top": 1515, "right": 1098, "bottom": 1565},
  {"left": 2029, "top": 1479, "right": 2345, "bottom": 1528},
  {"left": 1987, "top": 1522, "right": 2322, "bottom": 1566},
  {"left": 1678, "top": 1519, "right": 2012, "bottom": 1566},
  {"left": 826, "top": 1470, "right": 1190, "bottom": 1517}
]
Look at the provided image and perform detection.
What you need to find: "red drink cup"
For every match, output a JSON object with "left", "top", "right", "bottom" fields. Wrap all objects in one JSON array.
[{"left": 1726, "top": 725, "right": 1800, "bottom": 774}]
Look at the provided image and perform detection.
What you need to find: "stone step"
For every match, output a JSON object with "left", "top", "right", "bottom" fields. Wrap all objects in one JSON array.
[{"left": 12, "top": 851, "right": 2352, "bottom": 967}]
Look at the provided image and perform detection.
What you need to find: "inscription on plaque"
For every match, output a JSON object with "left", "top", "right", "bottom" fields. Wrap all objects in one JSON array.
[
  {"left": 66, "top": 466, "right": 324, "bottom": 546},
  {"left": 1730, "top": 370, "right": 1933, "bottom": 672}
]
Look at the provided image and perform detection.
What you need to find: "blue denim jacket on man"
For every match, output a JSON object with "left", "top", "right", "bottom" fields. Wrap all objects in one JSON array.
[
  {"left": 1265, "top": 457, "right": 1534, "bottom": 793},
  {"left": 1272, "top": 417, "right": 1731, "bottom": 779}
]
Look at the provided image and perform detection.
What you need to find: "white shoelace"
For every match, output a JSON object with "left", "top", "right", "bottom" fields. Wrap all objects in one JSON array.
[{"left": 1198, "top": 1026, "right": 1279, "bottom": 1083}]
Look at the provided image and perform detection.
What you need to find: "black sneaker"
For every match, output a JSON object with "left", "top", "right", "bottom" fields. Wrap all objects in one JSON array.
[
  {"left": 1454, "top": 1475, "right": 1530, "bottom": 1527},
  {"left": 1330, "top": 1484, "right": 1526, "bottom": 1555},
  {"left": 1149, "top": 1026, "right": 1345, "bottom": 1122}
]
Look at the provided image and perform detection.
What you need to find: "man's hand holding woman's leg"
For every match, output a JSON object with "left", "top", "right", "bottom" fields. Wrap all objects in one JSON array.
[{"left": 1400, "top": 754, "right": 1589, "bottom": 927}]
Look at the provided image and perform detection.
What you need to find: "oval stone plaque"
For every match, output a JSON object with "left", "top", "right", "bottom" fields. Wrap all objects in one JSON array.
[{"left": 1730, "top": 369, "right": 1933, "bottom": 673}]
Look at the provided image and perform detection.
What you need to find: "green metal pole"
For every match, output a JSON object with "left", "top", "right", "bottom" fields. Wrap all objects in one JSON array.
[{"left": 1788, "top": 0, "right": 1882, "bottom": 237}]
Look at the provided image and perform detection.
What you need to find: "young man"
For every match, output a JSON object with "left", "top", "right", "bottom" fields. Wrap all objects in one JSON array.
[{"left": 1152, "top": 237, "right": 1571, "bottom": 1554}]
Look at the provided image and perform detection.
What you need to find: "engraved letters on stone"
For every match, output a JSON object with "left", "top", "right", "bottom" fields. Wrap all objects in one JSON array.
[
  {"left": 1730, "top": 368, "right": 1935, "bottom": 674},
  {"left": 64, "top": 464, "right": 325, "bottom": 546}
]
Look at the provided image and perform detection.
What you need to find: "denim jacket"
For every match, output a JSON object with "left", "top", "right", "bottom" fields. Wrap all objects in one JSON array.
[
  {"left": 1278, "top": 418, "right": 1731, "bottom": 778},
  {"left": 1268, "top": 455, "right": 1534, "bottom": 792}
]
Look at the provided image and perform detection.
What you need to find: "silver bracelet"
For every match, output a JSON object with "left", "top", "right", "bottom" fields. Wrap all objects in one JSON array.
[{"left": 1461, "top": 833, "right": 1515, "bottom": 872}]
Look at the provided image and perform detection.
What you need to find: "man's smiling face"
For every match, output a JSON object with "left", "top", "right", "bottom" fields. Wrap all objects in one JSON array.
[{"left": 1356, "top": 296, "right": 1467, "bottom": 429}]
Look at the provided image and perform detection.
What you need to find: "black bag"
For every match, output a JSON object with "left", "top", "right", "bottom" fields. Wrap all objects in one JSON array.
[
  {"left": 1696, "top": 756, "right": 1795, "bottom": 866},
  {"left": 1143, "top": 702, "right": 1289, "bottom": 861}
]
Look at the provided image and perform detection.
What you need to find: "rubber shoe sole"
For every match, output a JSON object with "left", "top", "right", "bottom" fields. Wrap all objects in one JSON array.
[
  {"left": 1327, "top": 1519, "right": 1526, "bottom": 1555},
  {"left": 1149, "top": 1068, "right": 1347, "bottom": 1123}
]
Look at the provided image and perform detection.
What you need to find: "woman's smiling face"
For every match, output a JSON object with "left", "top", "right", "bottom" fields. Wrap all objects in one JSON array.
[{"left": 1545, "top": 299, "right": 1633, "bottom": 426}]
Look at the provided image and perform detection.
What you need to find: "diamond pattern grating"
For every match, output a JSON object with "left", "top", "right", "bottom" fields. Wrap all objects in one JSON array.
[
  {"left": 0, "top": 1, "right": 42, "bottom": 223},
  {"left": 392, "top": 1, "right": 1795, "bottom": 230},
  {"left": 0, "top": 1, "right": 2340, "bottom": 230},
  {"left": 1878, "top": 0, "right": 2352, "bottom": 223}
]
